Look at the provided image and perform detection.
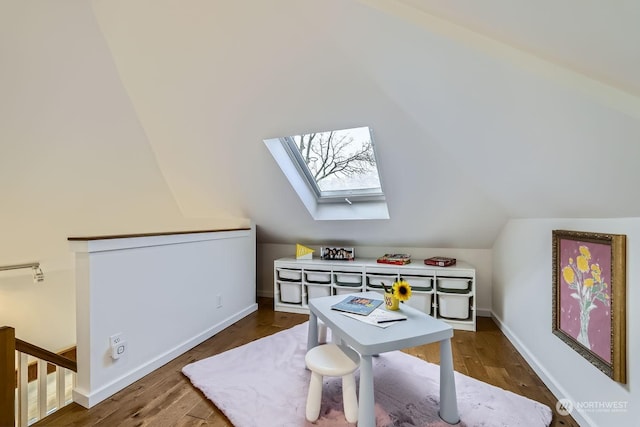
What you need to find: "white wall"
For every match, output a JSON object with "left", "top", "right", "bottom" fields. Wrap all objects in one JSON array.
[
  {"left": 71, "top": 228, "right": 257, "bottom": 408},
  {"left": 259, "top": 243, "right": 492, "bottom": 315},
  {"left": 493, "top": 219, "right": 637, "bottom": 426},
  {"left": 0, "top": 1, "right": 248, "bottom": 352}
]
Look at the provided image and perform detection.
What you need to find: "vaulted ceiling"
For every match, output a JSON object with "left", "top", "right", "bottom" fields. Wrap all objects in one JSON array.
[
  {"left": 4, "top": 0, "right": 640, "bottom": 252},
  {"left": 92, "top": 0, "right": 640, "bottom": 248}
]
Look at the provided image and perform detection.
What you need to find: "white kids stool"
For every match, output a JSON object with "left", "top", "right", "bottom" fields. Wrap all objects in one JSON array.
[{"left": 305, "top": 343, "right": 360, "bottom": 423}]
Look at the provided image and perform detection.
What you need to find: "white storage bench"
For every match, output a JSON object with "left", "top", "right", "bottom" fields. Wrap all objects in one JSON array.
[{"left": 273, "top": 257, "right": 476, "bottom": 331}]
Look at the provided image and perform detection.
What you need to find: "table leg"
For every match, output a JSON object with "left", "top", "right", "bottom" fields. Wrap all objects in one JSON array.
[
  {"left": 439, "top": 338, "right": 460, "bottom": 424},
  {"left": 357, "top": 355, "right": 375, "bottom": 427},
  {"left": 307, "top": 312, "right": 318, "bottom": 351}
]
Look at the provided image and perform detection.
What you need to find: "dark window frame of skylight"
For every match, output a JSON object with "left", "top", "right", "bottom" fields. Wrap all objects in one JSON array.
[{"left": 279, "top": 126, "right": 385, "bottom": 205}]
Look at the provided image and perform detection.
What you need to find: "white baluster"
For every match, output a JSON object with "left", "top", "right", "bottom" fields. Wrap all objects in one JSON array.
[
  {"left": 56, "top": 367, "right": 66, "bottom": 409},
  {"left": 17, "top": 353, "right": 28, "bottom": 427},
  {"left": 38, "top": 359, "right": 47, "bottom": 420}
]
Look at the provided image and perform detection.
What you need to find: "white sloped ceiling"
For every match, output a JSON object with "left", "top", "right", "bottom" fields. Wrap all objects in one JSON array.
[
  {"left": 91, "top": 0, "right": 640, "bottom": 248},
  {"left": 397, "top": 0, "right": 640, "bottom": 97}
]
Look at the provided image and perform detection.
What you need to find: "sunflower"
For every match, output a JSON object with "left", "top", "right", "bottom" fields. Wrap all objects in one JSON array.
[{"left": 392, "top": 279, "right": 412, "bottom": 301}]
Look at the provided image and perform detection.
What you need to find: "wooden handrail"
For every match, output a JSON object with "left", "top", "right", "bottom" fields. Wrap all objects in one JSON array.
[
  {"left": 68, "top": 227, "right": 250, "bottom": 241},
  {"left": 16, "top": 338, "right": 77, "bottom": 372},
  {"left": 1, "top": 326, "right": 78, "bottom": 427}
]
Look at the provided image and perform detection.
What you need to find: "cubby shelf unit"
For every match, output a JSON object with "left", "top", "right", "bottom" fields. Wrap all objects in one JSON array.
[{"left": 274, "top": 257, "right": 476, "bottom": 331}]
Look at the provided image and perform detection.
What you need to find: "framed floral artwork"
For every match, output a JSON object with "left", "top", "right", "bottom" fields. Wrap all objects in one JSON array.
[{"left": 552, "top": 229, "right": 627, "bottom": 383}]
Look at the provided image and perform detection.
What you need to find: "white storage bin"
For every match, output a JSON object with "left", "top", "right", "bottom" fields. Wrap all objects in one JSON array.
[
  {"left": 402, "top": 275, "right": 432, "bottom": 290},
  {"left": 305, "top": 271, "right": 332, "bottom": 283},
  {"left": 437, "top": 293, "right": 471, "bottom": 319},
  {"left": 334, "top": 272, "right": 362, "bottom": 285},
  {"left": 366, "top": 274, "right": 397, "bottom": 288},
  {"left": 405, "top": 292, "right": 433, "bottom": 314},
  {"left": 333, "top": 283, "right": 362, "bottom": 295},
  {"left": 277, "top": 268, "right": 302, "bottom": 281},
  {"left": 437, "top": 277, "right": 471, "bottom": 291},
  {"left": 279, "top": 282, "right": 302, "bottom": 304},
  {"left": 334, "top": 286, "right": 361, "bottom": 296},
  {"left": 306, "top": 284, "right": 331, "bottom": 300}
]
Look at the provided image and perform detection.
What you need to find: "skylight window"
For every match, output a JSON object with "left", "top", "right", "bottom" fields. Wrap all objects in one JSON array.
[
  {"left": 283, "top": 126, "right": 383, "bottom": 202},
  {"left": 265, "top": 126, "right": 389, "bottom": 220}
]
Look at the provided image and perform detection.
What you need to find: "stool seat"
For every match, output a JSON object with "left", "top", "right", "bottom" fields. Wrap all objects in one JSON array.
[
  {"left": 305, "top": 344, "right": 359, "bottom": 377},
  {"left": 305, "top": 344, "right": 360, "bottom": 423}
]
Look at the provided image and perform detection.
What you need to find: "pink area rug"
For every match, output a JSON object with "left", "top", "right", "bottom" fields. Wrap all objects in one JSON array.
[{"left": 182, "top": 322, "right": 551, "bottom": 427}]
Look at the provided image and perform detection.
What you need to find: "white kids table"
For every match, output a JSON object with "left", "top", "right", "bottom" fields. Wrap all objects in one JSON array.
[{"left": 307, "top": 291, "right": 459, "bottom": 427}]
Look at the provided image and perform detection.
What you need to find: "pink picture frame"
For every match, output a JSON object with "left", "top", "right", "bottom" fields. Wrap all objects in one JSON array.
[{"left": 552, "top": 229, "right": 627, "bottom": 383}]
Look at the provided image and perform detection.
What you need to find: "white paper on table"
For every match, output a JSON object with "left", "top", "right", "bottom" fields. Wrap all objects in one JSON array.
[{"left": 340, "top": 307, "right": 407, "bottom": 328}]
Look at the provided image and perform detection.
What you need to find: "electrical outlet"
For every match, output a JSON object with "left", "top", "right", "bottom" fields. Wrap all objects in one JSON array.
[
  {"left": 109, "top": 333, "right": 122, "bottom": 347},
  {"left": 217, "top": 294, "right": 223, "bottom": 308},
  {"left": 111, "top": 340, "right": 127, "bottom": 360}
]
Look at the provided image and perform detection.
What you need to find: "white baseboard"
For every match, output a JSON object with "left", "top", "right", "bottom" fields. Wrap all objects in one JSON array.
[
  {"left": 73, "top": 303, "right": 258, "bottom": 408},
  {"left": 490, "top": 311, "right": 594, "bottom": 427}
]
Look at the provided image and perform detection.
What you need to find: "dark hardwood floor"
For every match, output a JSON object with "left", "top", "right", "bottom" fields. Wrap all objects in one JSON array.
[{"left": 36, "top": 298, "right": 578, "bottom": 426}]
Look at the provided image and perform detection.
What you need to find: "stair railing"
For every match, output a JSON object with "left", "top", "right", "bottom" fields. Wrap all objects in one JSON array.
[{"left": 0, "top": 326, "right": 77, "bottom": 427}]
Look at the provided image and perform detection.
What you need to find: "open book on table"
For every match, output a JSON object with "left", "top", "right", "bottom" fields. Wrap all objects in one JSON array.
[{"left": 330, "top": 295, "right": 383, "bottom": 316}]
